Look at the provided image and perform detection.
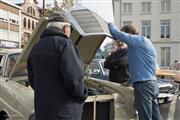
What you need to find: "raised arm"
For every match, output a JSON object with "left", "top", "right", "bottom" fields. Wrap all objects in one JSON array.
[{"left": 108, "top": 23, "right": 140, "bottom": 47}]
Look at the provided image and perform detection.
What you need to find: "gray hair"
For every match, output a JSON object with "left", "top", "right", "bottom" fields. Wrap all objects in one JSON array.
[{"left": 46, "top": 22, "right": 70, "bottom": 31}]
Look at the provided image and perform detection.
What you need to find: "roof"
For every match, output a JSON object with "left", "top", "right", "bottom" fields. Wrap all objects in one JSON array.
[
  {"left": 16, "top": 0, "right": 38, "bottom": 6},
  {"left": 16, "top": 3, "right": 23, "bottom": 6},
  {"left": 1, "top": 0, "right": 22, "bottom": 9}
]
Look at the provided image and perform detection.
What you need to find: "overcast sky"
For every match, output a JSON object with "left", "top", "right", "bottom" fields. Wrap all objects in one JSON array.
[
  {"left": 6, "top": 0, "right": 114, "bottom": 22},
  {"left": 81, "top": 0, "right": 114, "bottom": 22},
  {"left": 5, "top": 0, "right": 114, "bottom": 47}
]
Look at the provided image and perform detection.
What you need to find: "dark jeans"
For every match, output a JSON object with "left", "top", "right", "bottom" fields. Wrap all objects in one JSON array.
[{"left": 133, "top": 80, "right": 162, "bottom": 120}]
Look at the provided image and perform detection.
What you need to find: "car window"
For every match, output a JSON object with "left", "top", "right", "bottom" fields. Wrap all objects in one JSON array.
[
  {"left": 89, "top": 61, "right": 100, "bottom": 74},
  {"left": 5, "top": 53, "right": 27, "bottom": 77}
]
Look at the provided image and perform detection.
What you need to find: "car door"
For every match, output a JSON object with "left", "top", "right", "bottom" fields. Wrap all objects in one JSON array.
[{"left": 0, "top": 79, "right": 28, "bottom": 120}]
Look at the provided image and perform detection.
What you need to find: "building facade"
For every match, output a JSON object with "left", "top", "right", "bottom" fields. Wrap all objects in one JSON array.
[
  {"left": 112, "top": 0, "right": 180, "bottom": 68},
  {"left": 0, "top": 0, "right": 21, "bottom": 48},
  {"left": 17, "top": 0, "right": 39, "bottom": 47}
]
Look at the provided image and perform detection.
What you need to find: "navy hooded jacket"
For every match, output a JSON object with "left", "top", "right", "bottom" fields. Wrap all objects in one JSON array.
[{"left": 27, "top": 27, "right": 88, "bottom": 120}]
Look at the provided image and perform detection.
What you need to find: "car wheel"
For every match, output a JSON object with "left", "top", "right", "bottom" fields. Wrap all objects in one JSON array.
[{"left": 0, "top": 111, "right": 9, "bottom": 120}]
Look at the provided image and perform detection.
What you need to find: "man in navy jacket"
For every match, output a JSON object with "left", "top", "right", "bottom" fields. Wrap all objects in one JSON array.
[{"left": 27, "top": 13, "right": 88, "bottom": 120}]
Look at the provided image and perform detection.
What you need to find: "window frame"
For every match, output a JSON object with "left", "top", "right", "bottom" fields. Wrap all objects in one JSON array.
[
  {"left": 160, "top": 20, "right": 170, "bottom": 39},
  {"left": 160, "top": 47, "right": 171, "bottom": 67},
  {"left": 23, "top": 18, "right": 26, "bottom": 28},
  {"left": 161, "top": 0, "right": 171, "bottom": 12},
  {"left": 122, "top": 2, "right": 132, "bottom": 14},
  {"left": 28, "top": 19, "right": 31, "bottom": 29},
  {"left": 142, "top": 2, "right": 151, "bottom": 13},
  {"left": 141, "top": 20, "right": 151, "bottom": 39},
  {"left": 27, "top": 6, "right": 35, "bottom": 16}
]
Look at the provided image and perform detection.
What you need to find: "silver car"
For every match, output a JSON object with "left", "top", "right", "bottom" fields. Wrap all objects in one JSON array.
[{"left": 0, "top": 49, "right": 34, "bottom": 119}]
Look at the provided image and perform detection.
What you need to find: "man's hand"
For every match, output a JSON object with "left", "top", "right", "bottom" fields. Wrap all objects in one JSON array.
[{"left": 108, "top": 23, "right": 119, "bottom": 41}]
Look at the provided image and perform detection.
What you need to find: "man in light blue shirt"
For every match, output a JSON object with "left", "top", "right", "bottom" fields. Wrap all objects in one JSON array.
[{"left": 108, "top": 23, "right": 162, "bottom": 120}]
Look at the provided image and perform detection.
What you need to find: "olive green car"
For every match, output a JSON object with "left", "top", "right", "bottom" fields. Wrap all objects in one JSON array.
[{"left": 0, "top": 9, "right": 135, "bottom": 120}]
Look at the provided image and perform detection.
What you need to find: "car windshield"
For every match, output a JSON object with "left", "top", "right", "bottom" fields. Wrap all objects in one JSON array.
[{"left": 5, "top": 53, "right": 27, "bottom": 77}]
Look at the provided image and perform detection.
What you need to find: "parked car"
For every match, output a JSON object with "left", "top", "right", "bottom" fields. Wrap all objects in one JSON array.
[
  {"left": 0, "top": 48, "right": 35, "bottom": 120},
  {"left": 88, "top": 59, "right": 177, "bottom": 104},
  {"left": 0, "top": 9, "right": 136, "bottom": 120},
  {"left": 169, "top": 61, "right": 180, "bottom": 71}
]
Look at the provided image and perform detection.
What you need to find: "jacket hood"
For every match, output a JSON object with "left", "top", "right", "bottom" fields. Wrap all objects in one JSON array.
[
  {"left": 10, "top": 8, "right": 112, "bottom": 77},
  {"left": 40, "top": 27, "right": 68, "bottom": 39}
]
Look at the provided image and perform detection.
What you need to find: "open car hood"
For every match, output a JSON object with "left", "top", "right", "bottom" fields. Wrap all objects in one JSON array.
[{"left": 10, "top": 8, "right": 112, "bottom": 77}]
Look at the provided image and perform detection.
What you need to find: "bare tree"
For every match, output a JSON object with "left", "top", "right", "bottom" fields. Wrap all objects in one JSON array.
[{"left": 46, "top": 0, "right": 80, "bottom": 16}]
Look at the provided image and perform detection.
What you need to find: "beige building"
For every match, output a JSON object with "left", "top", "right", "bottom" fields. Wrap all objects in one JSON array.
[
  {"left": 112, "top": 0, "right": 180, "bottom": 68},
  {"left": 17, "top": 0, "right": 39, "bottom": 47},
  {"left": 0, "top": 0, "right": 21, "bottom": 48}
]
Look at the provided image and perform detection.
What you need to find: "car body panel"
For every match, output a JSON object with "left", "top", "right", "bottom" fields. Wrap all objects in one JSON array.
[
  {"left": 85, "top": 77, "right": 135, "bottom": 119},
  {"left": 156, "top": 69, "right": 180, "bottom": 81},
  {"left": 156, "top": 69, "right": 176, "bottom": 78},
  {"left": 0, "top": 78, "right": 33, "bottom": 120}
]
